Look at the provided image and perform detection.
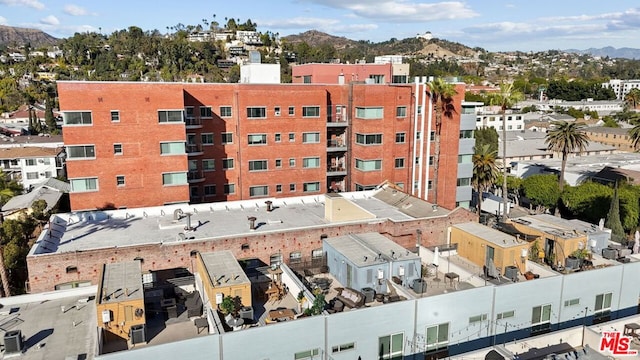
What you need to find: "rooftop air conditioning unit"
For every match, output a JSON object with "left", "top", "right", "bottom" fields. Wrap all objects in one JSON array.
[
  {"left": 602, "top": 248, "right": 618, "bottom": 260},
  {"left": 4, "top": 329, "right": 23, "bottom": 354}
]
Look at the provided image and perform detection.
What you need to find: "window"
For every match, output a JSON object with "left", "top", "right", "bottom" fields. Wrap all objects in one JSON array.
[
  {"left": 369, "top": 74, "right": 384, "bottom": 83},
  {"left": 294, "top": 349, "right": 319, "bottom": 360},
  {"left": 160, "top": 142, "right": 185, "bottom": 155},
  {"left": 355, "top": 159, "right": 382, "bottom": 171},
  {"left": 396, "top": 182, "right": 404, "bottom": 189},
  {"left": 355, "top": 184, "right": 377, "bottom": 191},
  {"left": 395, "top": 158, "right": 405, "bottom": 168},
  {"left": 302, "top": 75, "right": 312, "bottom": 84},
  {"left": 396, "top": 106, "right": 407, "bottom": 117},
  {"left": 246, "top": 107, "right": 266, "bottom": 118},
  {"left": 312, "top": 248, "right": 323, "bottom": 258},
  {"left": 248, "top": 134, "right": 267, "bottom": 145},
  {"left": 426, "top": 323, "right": 449, "bottom": 351},
  {"left": 249, "top": 160, "right": 268, "bottom": 171},
  {"left": 302, "top": 132, "right": 320, "bottom": 143},
  {"left": 289, "top": 158, "right": 296, "bottom": 167},
  {"left": 275, "top": 133, "right": 281, "bottom": 142},
  {"left": 288, "top": 106, "right": 295, "bottom": 116},
  {"left": 276, "top": 184, "right": 282, "bottom": 192},
  {"left": 44, "top": 171, "right": 52, "bottom": 177},
  {"left": 162, "top": 172, "right": 188, "bottom": 186},
  {"left": 469, "top": 314, "right": 487, "bottom": 324},
  {"left": 158, "top": 110, "right": 183, "bottom": 123},
  {"left": 356, "top": 133, "right": 383, "bottom": 145},
  {"left": 417, "top": 105, "right": 422, "bottom": 115},
  {"left": 392, "top": 75, "right": 407, "bottom": 83},
  {"left": 113, "top": 143, "right": 123, "bottom": 155},
  {"left": 116, "top": 175, "right": 125, "bottom": 186},
  {"left": 275, "top": 159, "right": 282, "bottom": 168},
  {"left": 185, "top": 107, "right": 194, "bottom": 118},
  {"left": 70, "top": 178, "right": 98, "bottom": 192},
  {"left": 460, "top": 130, "right": 474, "bottom": 139},
  {"left": 64, "top": 111, "right": 92, "bottom": 125},
  {"left": 458, "top": 154, "right": 472, "bottom": 164},
  {"left": 564, "top": 298, "right": 580, "bottom": 307},
  {"left": 302, "top": 157, "right": 320, "bottom": 168},
  {"left": 289, "top": 133, "right": 295, "bottom": 142},
  {"left": 289, "top": 183, "right": 296, "bottom": 191},
  {"left": 429, "top": 156, "right": 434, "bottom": 166},
  {"left": 66, "top": 266, "right": 78, "bottom": 274},
  {"left": 190, "top": 186, "right": 199, "bottom": 198},
  {"left": 531, "top": 304, "right": 551, "bottom": 325},
  {"left": 220, "top": 106, "right": 232, "bottom": 117},
  {"left": 379, "top": 333, "right": 403, "bottom": 359},
  {"left": 595, "top": 293, "right": 612, "bottom": 314},
  {"left": 221, "top": 133, "right": 233, "bottom": 144},
  {"left": 201, "top": 133, "right": 214, "bottom": 145},
  {"left": 332, "top": 342, "right": 355, "bottom": 353},
  {"left": 41, "top": 158, "right": 51, "bottom": 165},
  {"left": 25, "top": 159, "right": 37, "bottom": 166},
  {"left": 428, "top": 180, "right": 433, "bottom": 190},
  {"left": 303, "top": 182, "right": 320, "bottom": 192},
  {"left": 289, "top": 251, "right": 302, "bottom": 263},
  {"left": 200, "top": 106, "right": 212, "bottom": 118},
  {"left": 26, "top": 172, "right": 38, "bottom": 180},
  {"left": 302, "top": 106, "right": 320, "bottom": 117},
  {"left": 111, "top": 111, "right": 120, "bottom": 122},
  {"left": 202, "top": 159, "right": 215, "bottom": 171},
  {"left": 249, "top": 185, "right": 268, "bottom": 197},
  {"left": 355, "top": 107, "right": 383, "bottom": 119},
  {"left": 67, "top": 145, "right": 96, "bottom": 159},
  {"left": 222, "top": 158, "right": 234, "bottom": 170},
  {"left": 395, "top": 132, "right": 406, "bottom": 143},
  {"left": 430, "top": 131, "right": 435, "bottom": 141},
  {"left": 224, "top": 183, "right": 235, "bottom": 194},
  {"left": 274, "top": 106, "right": 281, "bottom": 116},
  {"left": 204, "top": 185, "right": 216, "bottom": 196},
  {"left": 497, "top": 310, "right": 515, "bottom": 320},
  {"left": 457, "top": 178, "right": 471, "bottom": 186}
]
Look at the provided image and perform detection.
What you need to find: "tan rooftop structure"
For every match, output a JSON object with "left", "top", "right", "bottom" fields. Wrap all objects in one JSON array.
[
  {"left": 196, "top": 251, "right": 252, "bottom": 309},
  {"left": 0, "top": 146, "right": 61, "bottom": 159}
]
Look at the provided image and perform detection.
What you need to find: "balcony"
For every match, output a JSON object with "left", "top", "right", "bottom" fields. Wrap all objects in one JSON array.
[
  {"left": 186, "top": 144, "right": 203, "bottom": 156},
  {"left": 187, "top": 170, "right": 205, "bottom": 183},
  {"left": 327, "top": 166, "right": 347, "bottom": 176},
  {"left": 327, "top": 140, "right": 347, "bottom": 152},
  {"left": 185, "top": 117, "right": 203, "bottom": 129},
  {"left": 327, "top": 112, "right": 348, "bottom": 127}
]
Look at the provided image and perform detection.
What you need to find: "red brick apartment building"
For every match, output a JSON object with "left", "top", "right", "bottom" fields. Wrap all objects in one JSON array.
[{"left": 58, "top": 81, "right": 468, "bottom": 211}]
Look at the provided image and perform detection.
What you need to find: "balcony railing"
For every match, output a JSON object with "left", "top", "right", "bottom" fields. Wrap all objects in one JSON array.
[
  {"left": 185, "top": 117, "right": 203, "bottom": 128},
  {"left": 327, "top": 166, "right": 347, "bottom": 176},
  {"left": 327, "top": 140, "right": 347, "bottom": 152},
  {"left": 186, "top": 144, "right": 203, "bottom": 155},
  {"left": 187, "top": 170, "right": 205, "bottom": 183}
]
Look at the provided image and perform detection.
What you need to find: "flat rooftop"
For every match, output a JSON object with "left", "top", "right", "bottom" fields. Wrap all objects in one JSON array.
[
  {"left": 31, "top": 188, "right": 452, "bottom": 256},
  {"left": 453, "top": 222, "right": 526, "bottom": 248},
  {"left": 98, "top": 261, "right": 143, "bottom": 305},
  {"left": 200, "top": 251, "right": 250, "bottom": 286},
  {"left": 324, "top": 232, "right": 421, "bottom": 267},
  {"left": 0, "top": 286, "right": 97, "bottom": 359}
]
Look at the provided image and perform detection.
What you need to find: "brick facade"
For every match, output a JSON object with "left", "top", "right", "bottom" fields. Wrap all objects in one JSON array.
[
  {"left": 26, "top": 207, "right": 475, "bottom": 293},
  {"left": 58, "top": 81, "right": 463, "bottom": 211}
]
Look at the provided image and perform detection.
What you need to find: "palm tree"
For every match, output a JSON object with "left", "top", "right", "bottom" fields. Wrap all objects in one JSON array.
[
  {"left": 625, "top": 88, "right": 640, "bottom": 110},
  {"left": 472, "top": 144, "right": 499, "bottom": 222},
  {"left": 428, "top": 78, "right": 458, "bottom": 206},
  {"left": 545, "top": 120, "right": 589, "bottom": 192},
  {"left": 489, "top": 82, "right": 524, "bottom": 221},
  {"left": 629, "top": 123, "right": 640, "bottom": 150}
]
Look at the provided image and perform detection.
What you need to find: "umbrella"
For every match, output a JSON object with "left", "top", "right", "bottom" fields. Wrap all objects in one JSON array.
[{"left": 634, "top": 231, "right": 640, "bottom": 254}]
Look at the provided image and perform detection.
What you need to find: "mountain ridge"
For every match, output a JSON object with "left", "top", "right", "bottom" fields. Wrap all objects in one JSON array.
[{"left": 0, "top": 25, "right": 58, "bottom": 47}]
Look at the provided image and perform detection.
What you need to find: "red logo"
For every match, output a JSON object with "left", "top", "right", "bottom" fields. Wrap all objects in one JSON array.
[{"left": 599, "top": 331, "right": 638, "bottom": 356}]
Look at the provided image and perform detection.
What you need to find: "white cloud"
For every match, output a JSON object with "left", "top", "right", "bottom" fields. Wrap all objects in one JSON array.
[
  {"left": 40, "top": 15, "right": 59, "bottom": 26},
  {"left": 0, "top": 16, "right": 6, "bottom": 24},
  {"left": 23, "top": 21, "right": 96, "bottom": 37},
  {"left": 63, "top": 4, "right": 89, "bottom": 16},
  {"left": 0, "top": 0, "right": 44, "bottom": 10},
  {"left": 300, "top": 0, "right": 478, "bottom": 22}
]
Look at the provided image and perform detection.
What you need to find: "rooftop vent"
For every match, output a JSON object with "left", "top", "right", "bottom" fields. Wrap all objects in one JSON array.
[
  {"left": 174, "top": 208, "right": 184, "bottom": 220},
  {"left": 248, "top": 216, "right": 257, "bottom": 231}
]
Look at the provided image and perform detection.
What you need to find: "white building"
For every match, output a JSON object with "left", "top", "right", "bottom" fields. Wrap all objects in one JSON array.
[
  {"left": 0, "top": 146, "right": 64, "bottom": 190},
  {"left": 602, "top": 79, "right": 640, "bottom": 100},
  {"left": 239, "top": 63, "right": 281, "bottom": 84},
  {"left": 374, "top": 55, "right": 404, "bottom": 64}
]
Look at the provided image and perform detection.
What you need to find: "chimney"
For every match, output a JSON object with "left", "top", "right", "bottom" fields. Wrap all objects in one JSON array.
[
  {"left": 265, "top": 200, "right": 273, "bottom": 212},
  {"left": 248, "top": 216, "right": 257, "bottom": 230},
  {"left": 184, "top": 212, "right": 194, "bottom": 231}
]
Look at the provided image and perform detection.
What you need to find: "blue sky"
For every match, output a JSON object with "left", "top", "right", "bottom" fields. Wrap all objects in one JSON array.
[{"left": 1, "top": 0, "right": 639, "bottom": 51}]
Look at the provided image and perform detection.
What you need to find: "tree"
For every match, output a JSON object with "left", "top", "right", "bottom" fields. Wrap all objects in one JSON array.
[
  {"left": 625, "top": 88, "right": 640, "bottom": 110},
  {"left": 489, "top": 82, "right": 523, "bottom": 220},
  {"left": 522, "top": 174, "right": 561, "bottom": 211},
  {"left": 544, "top": 120, "right": 589, "bottom": 193},
  {"left": 606, "top": 183, "right": 626, "bottom": 244},
  {"left": 428, "top": 78, "right": 458, "bottom": 206},
  {"left": 629, "top": 123, "right": 640, "bottom": 150},
  {"left": 474, "top": 127, "right": 499, "bottom": 153},
  {"left": 472, "top": 144, "right": 499, "bottom": 221}
]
